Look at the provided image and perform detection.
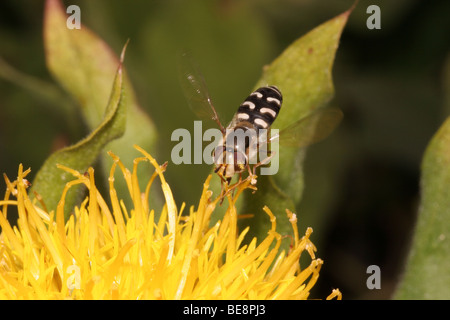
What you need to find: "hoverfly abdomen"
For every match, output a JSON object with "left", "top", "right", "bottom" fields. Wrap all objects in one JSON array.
[{"left": 234, "top": 86, "right": 282, "bottom": 130}]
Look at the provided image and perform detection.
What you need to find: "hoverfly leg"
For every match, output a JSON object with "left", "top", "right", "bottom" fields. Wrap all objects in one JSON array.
[
  {"left": 247, "top": 164, "right": 258, "bottom": 186},
  {"left": 230, "top": 173, "right": 242, "bottom": 199},
  {"left": 219, "top": 176, "right": 232, "bottom": 205},
  {"left": 224, "top": 169, "right": 257, "bottom": 198},
  {"left": 220, "top": 174, "right": 238, "bottom": 203},
  {"left": 252, "top": 150, "right": 275, "bottom": 179},
  {"left": 218, "top": 180, "right": 226, "bottom": 204}
]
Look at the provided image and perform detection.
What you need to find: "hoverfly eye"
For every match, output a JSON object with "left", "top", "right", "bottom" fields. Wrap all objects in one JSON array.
[{"left": 213, "top": 146, "right": 226, "bottom": 164}]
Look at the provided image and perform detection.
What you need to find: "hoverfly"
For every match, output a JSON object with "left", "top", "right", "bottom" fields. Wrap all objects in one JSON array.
[{"left": 179, "top": 53, "right": 342, "bottom": 197}]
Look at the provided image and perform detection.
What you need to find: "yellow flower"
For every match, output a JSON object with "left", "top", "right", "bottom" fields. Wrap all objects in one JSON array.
[{"left": 0, "top": 145, "right": 341, "bottom": 300}]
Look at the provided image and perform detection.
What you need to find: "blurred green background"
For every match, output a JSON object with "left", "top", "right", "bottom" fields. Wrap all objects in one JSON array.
[{"left": 0, "top": 0, "right": 449, "bottom": 299}]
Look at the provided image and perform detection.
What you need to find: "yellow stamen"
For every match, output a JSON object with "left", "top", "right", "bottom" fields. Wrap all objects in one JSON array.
[{"left": 0, "top": 147, "right": 341, "bottom": 300}]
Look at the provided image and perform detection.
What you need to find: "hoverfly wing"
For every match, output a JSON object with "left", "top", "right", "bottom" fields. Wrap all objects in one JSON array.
[
  {"left": 271, "top": 107, "right": 343, "bottom": 147},
  {"left": 178, "top": 52, "right": 224, "bottom": 131}
]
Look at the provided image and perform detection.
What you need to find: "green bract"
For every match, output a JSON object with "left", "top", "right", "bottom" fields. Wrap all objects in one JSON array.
[
  {"left": 32, "top": 0, "right": 157, "bottom": 217},
  {"left": 394, "top": 117, "right": 450, "bottom": 299}
]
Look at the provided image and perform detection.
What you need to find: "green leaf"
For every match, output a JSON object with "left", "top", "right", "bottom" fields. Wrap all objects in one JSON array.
[
  {"left": 30, "top": 44, "right": 127, "bottom": 218},
  {"left": 43, "top": 0, "right": 157, "bottom": 208},
  {"left": 236, "top": 7, "right": 353, "bottom": 245},
  {"left": 394, "top": 117, "right": 450, "bottom": 299},
  {"left": 44, "top": 0, "right": 118, "bottom": 129}
]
